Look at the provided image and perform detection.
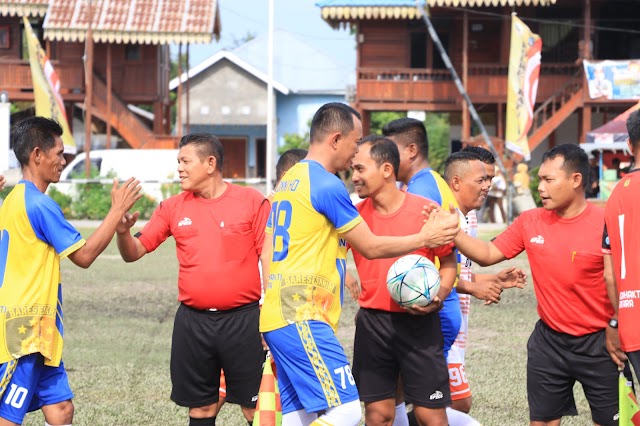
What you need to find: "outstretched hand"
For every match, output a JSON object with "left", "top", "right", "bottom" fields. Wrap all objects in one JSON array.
[
  {"left": 495, "top": 267, "right": 527, "bottom": 289},
  {"left": 117, "top": 211, "right": 141, "bottom": 234},
  {"left": 111, "top": 177, "right": 142, "bottom": 214},
  {"left": 420, "top": 205, "right": 460, "bottom": 248}
]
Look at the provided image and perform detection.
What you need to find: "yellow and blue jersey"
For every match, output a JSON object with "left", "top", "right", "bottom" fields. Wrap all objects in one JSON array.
[
  {"left": 0, "top": 181, "right": 85, "bottom": 366},
  {"left": 406, "top": 168, "right": 461, "bottom": 358},
  {"left": 260, "top": 160, "right": 362, "bottom": 332}
]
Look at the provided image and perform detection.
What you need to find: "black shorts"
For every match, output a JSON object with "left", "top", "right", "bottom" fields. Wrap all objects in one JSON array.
[
  {"left": 352, "top": 308, "right": 450, "bottom": 409},
  {"left": 627, "top": 350, "right": 640, "bottom": 378},
  {"left": 170, "top": 302, "right": 265, "bottom": 408},
  {"left": 527, "top": 320, "right": 619, "bottom": 425}
]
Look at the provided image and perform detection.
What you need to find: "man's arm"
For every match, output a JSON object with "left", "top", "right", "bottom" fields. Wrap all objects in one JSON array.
[
  {"left": 343, "top": 207, "right": 460, "bottom": 259},
  {"left": 453, "top": 229, "right": 507, "bottom": 267},
  {"left": 260, "top": 233, "right": 272, "bottom": 291},
  {"left": 116, "top": 212, "right": 148, "bottom": 262},
  {"left": 68, "top": 178, "right": 142, "bottom": 268},
  {"left": 456, "top": 277, "right": 502, "bottom": 304},
  {"left": 603, "top": 254, "right": 626, "bottom": 368}
]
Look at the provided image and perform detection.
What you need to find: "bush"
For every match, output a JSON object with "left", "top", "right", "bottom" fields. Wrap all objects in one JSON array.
[
  {"left": 161, "top": 182, "right": 182, "bottom": 200},
  {"left": 529, "top": 166, "right": 542, "bottom": 207},
  {"left": 134, "top": 194, "right": 158, "bottom": 220},
  {"left": 48, "top": 186, "right": 73, "bottom": 217},
  {"left": 71, "top": 183, "right": 113, "bottom": 220}
]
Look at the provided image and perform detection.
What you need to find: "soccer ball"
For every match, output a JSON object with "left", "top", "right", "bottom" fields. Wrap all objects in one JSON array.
[{"left": 386, "top": 254, "right": 441, "bottom": 307}]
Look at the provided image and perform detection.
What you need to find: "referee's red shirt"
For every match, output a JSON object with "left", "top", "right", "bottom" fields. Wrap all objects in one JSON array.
[
  {"left": 493, "top": 203, "right": 613, "bottom": 336},
  {"left": 138, "top": 184, "right": 270, "bottom": 310}
]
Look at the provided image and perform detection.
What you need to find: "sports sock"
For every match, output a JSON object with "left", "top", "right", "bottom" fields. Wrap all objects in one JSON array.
[
  {"left": 312, "top": 399, "right": 362, "bottom": 425},
  {"left": 189, "top": 416, "right": 216, "bottom": 426},
  {"left": 283, "top": 409, "right": 318, "bottom": 425},
  {"left": 392, "top": 402, "right": 410, "bottom": 426},
  {"left": 446, "top": 407, "right": 481, "bottom": 426}
]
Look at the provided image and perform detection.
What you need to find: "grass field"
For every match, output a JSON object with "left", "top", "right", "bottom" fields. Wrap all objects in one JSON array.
[{"left": 21, "top": 227, "right": 606, "bottom": 425}]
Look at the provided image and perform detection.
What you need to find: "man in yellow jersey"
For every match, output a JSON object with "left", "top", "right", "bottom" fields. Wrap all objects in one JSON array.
[
  {"left": 0, "top": 117, "right": 141, "bottom": 426},
  {"left": 260, "top": 103, "right": 460, "bottom": 426}
]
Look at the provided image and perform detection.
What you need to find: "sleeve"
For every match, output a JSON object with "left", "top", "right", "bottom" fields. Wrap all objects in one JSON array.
[
  {"left": 406, "top": 173, "right": 443, "bottom": 206},
  {"left": 491, "top": 214, "right": 526, "bottom": 259},
  {"left": 27, "top": 195, "right": 84, "bottom": 259},
  {"left": 253, "top": 198, "right": 271, "bottom": 255},
  {"left": 310, "top": 175, "right": 362, "bottom": 233},
  {"left": 601, "top": 223, "right": 612, "bottom": 254},
  {"left": 432, "top": 242, "right": 454, "bottom": 258},
  {"left": 136, "top": 201, "right": 172, "bottom": 253}
]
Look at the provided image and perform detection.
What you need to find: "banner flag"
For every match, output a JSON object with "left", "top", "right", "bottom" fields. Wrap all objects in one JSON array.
[
  {"left": 619, "top": 371, "right": 640, "bottom": 426},
  {"left": 505, "top": 15, "right": 542, "bottom": 160},
  {"left": 23, "top": 17, "right": 76, "bottom": 154}
]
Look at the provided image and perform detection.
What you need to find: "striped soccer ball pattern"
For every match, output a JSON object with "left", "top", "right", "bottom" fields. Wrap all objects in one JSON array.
[{"left": 386, "top": 254, "right": 441, "bottom": 307}]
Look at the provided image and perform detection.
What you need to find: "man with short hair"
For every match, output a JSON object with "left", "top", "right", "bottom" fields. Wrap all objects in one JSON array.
[
  {"left": 453, "top": 144, "right": 619, "bottom": 426},
  {"left": 443, "top": 151, "right": 525, "bottom": 419},
  {"left": 602, "top": 109, "right": 640, "bottom": 377},
  {"left": 350, "top": 135, "right": 457, "bottom": 426},
  {"left": 260, "top": 104, "right": 460, "bottom": 426},
  {"left": 116, "top": 133, "right": 270, "bottom": 426},
  {"left": 383, "top": 118, "right": 463, "bottom": 424},
  {"left": 0, "top": 116, "right": 142, "bottom": 426}
]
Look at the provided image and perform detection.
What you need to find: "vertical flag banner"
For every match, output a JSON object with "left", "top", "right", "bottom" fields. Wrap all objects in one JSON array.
[
  {"left": 619, "top": 371, "right": 640, "bottom": 426},
  {"left": 505, "top": 15, "right": 542, "bottom": 160},
  {"left": 252, "top": 355, "right": 282, "bottom": 426},
  {"left": 23, "top": 17, "right": 76, "bottom": 154}
]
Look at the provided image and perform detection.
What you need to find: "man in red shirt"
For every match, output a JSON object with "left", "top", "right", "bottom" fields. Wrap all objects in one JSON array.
[
  {"left": 116, "top": 133, "right": 270, "bottom": 426},
  {"left": 350, "top": 135, "right": 457, "bottom": 426},
  {"left": 602, "top": 109, "right": 640, "bottom": 377},
  {"left": 452, "top": 144, "right": 618, "bottom": 426}
]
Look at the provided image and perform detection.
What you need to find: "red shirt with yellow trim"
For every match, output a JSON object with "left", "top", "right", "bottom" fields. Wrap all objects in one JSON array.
[
  {"left": 137, "top": 184, "right": 269, "bottom": 310},
  {"left": 492, "top": 203, "right": 613, "bottom": 336},
  {"left": 352, "top": 193, "right": 454, "bottom": 312}
]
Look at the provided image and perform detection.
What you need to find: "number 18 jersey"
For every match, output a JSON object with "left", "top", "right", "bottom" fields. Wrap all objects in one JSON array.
[{"left": 259, "top": 160, "right": 362, "bottom": 333}]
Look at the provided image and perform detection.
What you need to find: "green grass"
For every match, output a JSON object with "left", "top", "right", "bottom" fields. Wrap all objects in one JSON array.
[{"left": 20, "top": 227, "right": 612, "bottom": 425}]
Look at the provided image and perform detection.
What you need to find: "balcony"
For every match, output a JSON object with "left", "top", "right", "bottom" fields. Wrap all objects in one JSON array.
[
  {"left": 0, "top": 59, "right": 85, "bottom": 101},
  {"left": 356, "top": 63, "right": 580, "bottom": 111}
]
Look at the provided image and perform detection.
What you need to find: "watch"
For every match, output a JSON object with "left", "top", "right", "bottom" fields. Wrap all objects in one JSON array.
[{"left": 608, "top": 318, "right": 619, "bottom": 329}]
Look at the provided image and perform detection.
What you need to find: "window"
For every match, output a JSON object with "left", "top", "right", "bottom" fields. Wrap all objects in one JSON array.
[{"left": 125, "top": 45, "right": 141, "bottom": 61}]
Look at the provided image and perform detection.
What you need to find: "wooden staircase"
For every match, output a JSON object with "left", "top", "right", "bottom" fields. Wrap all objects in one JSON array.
[
  {"left": 527, "top": 73, "right": 584, "bottom": 153},
  {"left": 91, "top": 75, "right": 179, "bottom": 149}
]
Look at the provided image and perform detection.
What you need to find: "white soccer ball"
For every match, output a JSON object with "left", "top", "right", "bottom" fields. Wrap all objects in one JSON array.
[{"left": 386, "top": 254, "right": 441, "bottom": 307}]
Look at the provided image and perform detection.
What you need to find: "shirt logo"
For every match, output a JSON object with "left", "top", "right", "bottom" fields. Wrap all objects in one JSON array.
[
  {"left": 530, "top": 235, "right": 545, "bottom": 245},
  {"left": 429, "top": 390, "right": 443, "bottom": 400},
  {"left": 178, "top": 217, "right": 192, "bottom": 227}
]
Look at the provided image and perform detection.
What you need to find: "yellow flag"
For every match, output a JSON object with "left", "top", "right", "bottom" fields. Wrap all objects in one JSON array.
[
  {"left": 23, "top": 17, "right": 76, "bottom": 154},
  {"left": 619, "top": 371, "right": 640, "bottom": 425},
  {"left": 505, "top": 15, "right": 542, "bottom": 161}
]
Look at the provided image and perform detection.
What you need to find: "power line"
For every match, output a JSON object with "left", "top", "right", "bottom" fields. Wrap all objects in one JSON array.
[{"left": 440, "top": 6, "right": 640, "bottom": 35}]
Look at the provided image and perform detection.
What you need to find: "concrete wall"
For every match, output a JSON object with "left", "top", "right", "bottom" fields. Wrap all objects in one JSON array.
[
  {"left": 181, "top": 59, "right": 267, "bottom": 126},
  {"left": 276, "top": 93, "right": 345, "bottom": 147}
]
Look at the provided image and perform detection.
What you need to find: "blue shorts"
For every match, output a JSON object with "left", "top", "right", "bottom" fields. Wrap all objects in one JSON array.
[
  {"left": 439, "top": 288, "right": 462, "bottom": 359},
  {"left": 0, "top": 354, "right": 73, "bottom": 424},
  {"left": 263, "top": 321, "right": 359, "bottom": 415}
]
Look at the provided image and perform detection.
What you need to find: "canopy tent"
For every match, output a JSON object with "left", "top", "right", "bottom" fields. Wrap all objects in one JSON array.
[{"left": 586, "top": 101, "right": 640, "bottom": 144}]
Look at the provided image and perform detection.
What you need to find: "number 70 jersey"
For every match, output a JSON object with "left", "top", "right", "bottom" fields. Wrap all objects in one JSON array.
[{"left": 259, "top": 160, "right": 362, "bottom": 333}]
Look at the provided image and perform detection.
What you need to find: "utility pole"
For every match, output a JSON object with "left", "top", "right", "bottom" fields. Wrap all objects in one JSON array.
[{"left": 84, "top": 0, "right": 94, "bottom": 177}]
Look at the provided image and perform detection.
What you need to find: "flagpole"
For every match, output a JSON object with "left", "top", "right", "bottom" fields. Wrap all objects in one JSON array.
[
  {"left": 416, "top": 0, "right": 515, "bottom": 222},
  {"left": 265, "top": 0, "right": 275, "bottom": 194},
  {"left": 84, "top": 0, "right": 94, "bottom": 177}
]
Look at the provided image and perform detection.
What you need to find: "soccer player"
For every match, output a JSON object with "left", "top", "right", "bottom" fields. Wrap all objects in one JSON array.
[
  {"left": 259, "top": 103, "right": 460, "bottom": 426},
  {"left": 452, "top": 144, "right": 619, "bottom": 426},
  {"left": 601, "top": 109, "right": 640, "bottom": 376},
  {"left": 443, "top": 151, "right": 526, "bottom": 418},
  {"left": 350, "top": 135, "right": 456, "bottom": 426},
  {"left": 116, "top": 133, "right": 270, "bottom": 426},
  {"left": 0, "top": 116, "right": 141, "bottom": 426},
  {"left": 382, "top": 118, "right": 462, "bottom": 424}
]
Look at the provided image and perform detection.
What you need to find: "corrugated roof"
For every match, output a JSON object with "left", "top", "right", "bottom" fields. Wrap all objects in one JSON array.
[
  {"left": 43, "top": 0, "right": 221, "bottom": 45},
  {"left": 318, "top": 0, "right": 557, "bottom": 21},
  {"left": 0, "top": 0, "right": 48, "bottom": 17}
]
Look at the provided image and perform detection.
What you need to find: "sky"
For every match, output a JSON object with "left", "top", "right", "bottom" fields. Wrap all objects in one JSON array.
[{"left": 172, "top": 0, "right": 356, "bottom": 71}]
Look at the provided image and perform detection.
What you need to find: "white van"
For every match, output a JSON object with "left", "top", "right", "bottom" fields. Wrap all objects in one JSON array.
[{"left": 50, "top": 149, "right": 180, "bottom": 201}]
